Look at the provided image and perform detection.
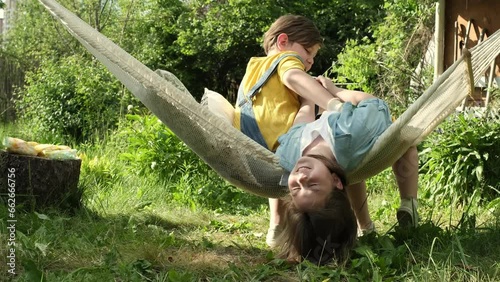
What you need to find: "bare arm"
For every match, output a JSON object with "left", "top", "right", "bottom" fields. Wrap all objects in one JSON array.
[
  {"left": 316, "top": 76, "right": 375, "bottom": 105},
  {"left": 292, "top": 97, "right": 316, "bottom": 126},
  {"left": 282, "top": 69, "right": 336, "bottom": 110}
]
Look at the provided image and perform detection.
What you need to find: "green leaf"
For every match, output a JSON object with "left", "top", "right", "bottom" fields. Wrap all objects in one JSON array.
[
  {"left": 126, "top": 114, "right": 142, "bottom": 121},
  {"left": 35, "top": 243, "right": 49, "bottom": 256},
  {"left": 35, "top": 212, "right": 50, "bottom": 220},
  {"left": 22, "top": 259, "right": 44, "bottom": 282},
  {"left": 474, "top": 166, "right": 484, "bottom": 181}
]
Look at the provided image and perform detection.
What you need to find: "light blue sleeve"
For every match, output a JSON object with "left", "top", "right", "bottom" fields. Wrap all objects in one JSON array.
[{"left": 275, "top": 123, "right": 307, "bottom": 172}]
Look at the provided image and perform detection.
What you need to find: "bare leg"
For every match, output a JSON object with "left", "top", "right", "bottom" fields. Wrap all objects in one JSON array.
[
  {"left": 268, "top": 198, "right": 283, "bottom": 226},
  {"left": 346, "top": 181, "right": 373, "bottom": 231},
  {"left": 392, "top": 146, "right": 418, "bottom": 199},
  {"left": 266, "top": 198, "right": 284, "bottom": 247},
  {"left": 392, "top": 146, "right": 419, "bottom": 226}
]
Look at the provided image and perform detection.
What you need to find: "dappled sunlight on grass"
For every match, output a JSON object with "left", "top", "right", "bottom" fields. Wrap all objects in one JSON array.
[
  {"left": 2, "top": 186, "right": 499, "bottom": 281},
  {"left": 2, "top": 118, "right": 500, "bottom": 281}
]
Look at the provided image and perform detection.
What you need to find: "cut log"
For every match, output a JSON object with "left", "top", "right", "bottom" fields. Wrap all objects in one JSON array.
[{"left": 0, "top": 150, "right": 82, "bottom": 210}]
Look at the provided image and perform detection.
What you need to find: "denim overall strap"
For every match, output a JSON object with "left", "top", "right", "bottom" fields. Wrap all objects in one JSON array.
[
  {"left": 236, "top": 54, "right": 302, "bottom": 150},
  {"left": 236, "top": 54, "right": 302, "bottom": 107}
]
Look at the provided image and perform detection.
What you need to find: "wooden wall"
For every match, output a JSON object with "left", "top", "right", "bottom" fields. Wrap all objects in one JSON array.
[
  {"left": 443, "top": 0, "right": 500, "bottom": 106},
  {"left": 444, "top": 0, "right": 500, "bottom": 72}
]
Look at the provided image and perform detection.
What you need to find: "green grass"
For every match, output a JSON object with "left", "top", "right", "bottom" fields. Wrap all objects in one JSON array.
[{"left": 1, "top": 124, "right": 500, "bottom": 281}]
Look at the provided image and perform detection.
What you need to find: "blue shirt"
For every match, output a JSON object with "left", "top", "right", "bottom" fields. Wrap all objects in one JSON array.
[{"left": 276, "top": 98, "right": 392, "bottom": 174}]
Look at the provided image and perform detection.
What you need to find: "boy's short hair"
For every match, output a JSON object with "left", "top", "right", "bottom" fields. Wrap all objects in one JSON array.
[{"left": 263, "top": 15, "right": 323, "bottom": 54}]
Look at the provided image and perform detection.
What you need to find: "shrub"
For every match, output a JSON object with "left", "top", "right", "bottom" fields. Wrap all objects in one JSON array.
[
  {"left": 332, "top": 0, "right": 435, "bottom": 113},
  {"left": 15, "top": 55, "right": 132, "bottom": 143},
  {"left": 419, "top": 109, "right": 500, "bottom": 205}
]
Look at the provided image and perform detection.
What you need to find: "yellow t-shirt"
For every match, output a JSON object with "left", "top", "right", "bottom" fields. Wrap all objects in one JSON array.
[{"left": 233, "top": 51, "right": 305, "bottom": 151}]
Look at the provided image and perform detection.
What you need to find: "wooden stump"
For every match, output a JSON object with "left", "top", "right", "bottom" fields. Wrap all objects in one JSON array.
[{"left": 0, "top": 150, "right": 82, "bottom": 210}]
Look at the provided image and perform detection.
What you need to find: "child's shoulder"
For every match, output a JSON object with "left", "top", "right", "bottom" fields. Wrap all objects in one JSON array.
[
  {"left": 244, "top": 52, "right": 305, "bottom": 78},
  {"left": 250, "top": 51, "right": 300, "bottom": 62}
]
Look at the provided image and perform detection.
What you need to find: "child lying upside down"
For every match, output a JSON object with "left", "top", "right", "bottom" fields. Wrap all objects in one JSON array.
[{"left": 274, "top": 76, "right": 419, "bottom": 264}]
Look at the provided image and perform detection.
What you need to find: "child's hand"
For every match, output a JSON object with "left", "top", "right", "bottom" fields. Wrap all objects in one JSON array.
[{"left": 315, "top": 76, "right": 337, "bottom": 94}]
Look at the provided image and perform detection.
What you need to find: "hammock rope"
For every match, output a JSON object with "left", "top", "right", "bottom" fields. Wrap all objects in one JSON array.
[{"left": 39, "top": 0, "right": 500, "bottom": 198}]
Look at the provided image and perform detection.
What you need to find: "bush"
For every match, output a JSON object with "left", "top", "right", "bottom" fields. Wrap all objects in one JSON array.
[
  {"left": 15, "top": 55, "right": 132, "bottom": 143},
  {"left": 419, "top": 109, "right": 500, "bottom": 205},
  {"left": 332, "top": 0, "right": 435, "bottom": 113}
]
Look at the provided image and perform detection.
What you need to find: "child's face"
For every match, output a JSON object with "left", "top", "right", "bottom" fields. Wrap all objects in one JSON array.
[
  {"left": 287, "top": 43, "right": 320, "bottom": 72},
  {"left": 288, "top": 155, "right": 338, "bottom": 210}
]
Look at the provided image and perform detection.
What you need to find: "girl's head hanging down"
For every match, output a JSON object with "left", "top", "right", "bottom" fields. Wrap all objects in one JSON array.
[
  {"left": 288, "top": 153, "right": 346, "bottom": 210},
  {"left": 278, "top": 154, "right": 357, "bottom": 265}
]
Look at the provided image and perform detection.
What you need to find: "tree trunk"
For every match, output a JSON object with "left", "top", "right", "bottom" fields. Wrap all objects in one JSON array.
[
  {"left": 0, "top": 56, "right": 24, "bottom": 122},
  {"left": 0, "top": 151, "right": 82, "bottom": 211}
]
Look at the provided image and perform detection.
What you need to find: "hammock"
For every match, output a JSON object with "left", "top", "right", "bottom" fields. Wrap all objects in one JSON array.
[{"left": 39, "top": 0, "right": 500, "bottom": 198}]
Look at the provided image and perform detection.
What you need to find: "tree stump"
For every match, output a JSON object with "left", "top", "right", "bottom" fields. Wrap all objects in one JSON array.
[{"left": 0, "top": 150, "right": 82, "bottom": 210}]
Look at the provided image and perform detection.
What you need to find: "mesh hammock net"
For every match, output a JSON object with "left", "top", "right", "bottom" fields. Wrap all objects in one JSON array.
[{"left": 39, "top": 0, "right": 500, "bottom": 198}]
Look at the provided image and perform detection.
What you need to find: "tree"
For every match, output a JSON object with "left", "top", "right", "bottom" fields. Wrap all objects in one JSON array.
[
  {"left": 6, "top": 0, "right": 384, "bottom": 102},
  {"left": 3, "top": 0, "right": 80, "bottom": 69},
  {"left": 332, "top": 0, "right": 436, "bottom": 111}
]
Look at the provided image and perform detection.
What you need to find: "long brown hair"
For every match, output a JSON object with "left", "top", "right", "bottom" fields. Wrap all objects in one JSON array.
[{"left": 277, "top": 155, "right": 357, "bottom": 265}]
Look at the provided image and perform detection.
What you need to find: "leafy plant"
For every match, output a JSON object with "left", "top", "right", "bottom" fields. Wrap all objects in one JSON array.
[
  {"left": 15, "top": 55, "right": 132, "bottom": 143},
  {"left": 2, "top": 0, "right": 80, "bottom": 68},
  {"left": 332, "top": 0, "right": 435, "bottom": 113},
  {"left": 420, "top": 109, "right": 500, "bottom": 204}
]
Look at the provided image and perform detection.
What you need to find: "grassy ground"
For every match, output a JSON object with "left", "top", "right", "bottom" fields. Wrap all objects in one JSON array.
[{"left": 1, "top": 125, "right": 500, "bottom": 281}]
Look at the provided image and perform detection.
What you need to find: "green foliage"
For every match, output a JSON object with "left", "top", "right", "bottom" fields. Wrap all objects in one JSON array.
[
  {"left": 3, "top": 0, "right": 82, "bottom": 68},
  {"left": 80, "top": 143, "right": 122, "bottom": 189},
  {"left": 333, "top": 38, "right": 378, "bottom": 93},
  {"left": 15, "top": 55, "right": 130, "bottom": 143},
  {"left": 280, "top": 0, "right": 383, "bottom": 72},
  {"left": 114, "top": 0, "right": 187, "bottom": 69},
  {"left": 117, "top": 112, "right": 212, "bottom": 181},
  {"left": 4, "top": 0, "right": 162, "bottom": 141},
  {"left": 332, "top": 0, "right": 435, "bottom": 112},
  {"left": 420, "top": 109, "right": 500, "bottom": 205},
  {"left": 174, "top": 0, "right": 273, "bottom": 99},
  {"left": 115, "top": 113, "right": 265, "bottom": 213}
]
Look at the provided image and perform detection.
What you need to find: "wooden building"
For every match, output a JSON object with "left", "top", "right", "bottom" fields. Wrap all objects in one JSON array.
[
  {"left": 435, "top": 0, "right": 499, "bottom": 107},
  {"left": 0, "top": 9, "right": 4, "bottom": 34}
]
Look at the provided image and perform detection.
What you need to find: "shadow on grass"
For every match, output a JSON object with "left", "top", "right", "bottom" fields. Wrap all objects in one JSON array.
[
  {"left": 353, "top": 215, "right": 500, "bottom": 279},
  {"left": 0, "top": 202, "right": 279, "bottom": 281}
]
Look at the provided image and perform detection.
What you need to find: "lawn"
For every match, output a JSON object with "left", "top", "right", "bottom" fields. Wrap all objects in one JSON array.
[{"left": 1, "top": 120, "right": 500, "bottom": 281}]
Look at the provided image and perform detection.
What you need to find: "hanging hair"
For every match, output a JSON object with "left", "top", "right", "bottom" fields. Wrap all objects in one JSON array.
[{"left": 277, "top": 155, "right": 357, "bottom": 265}]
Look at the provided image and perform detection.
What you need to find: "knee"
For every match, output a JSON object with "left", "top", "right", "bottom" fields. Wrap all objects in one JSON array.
[{"left": 392, "top": 146, "right": 419, "bottom": 177}]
